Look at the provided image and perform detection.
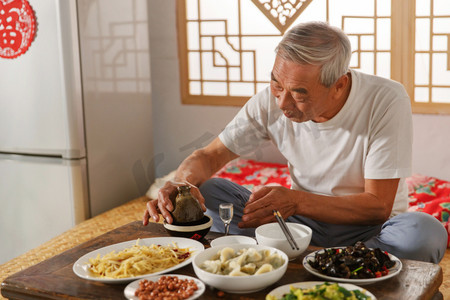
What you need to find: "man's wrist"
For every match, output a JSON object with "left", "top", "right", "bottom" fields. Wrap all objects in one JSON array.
[{"left": 293, "top": 189, "right": 305, "bottom": 216}]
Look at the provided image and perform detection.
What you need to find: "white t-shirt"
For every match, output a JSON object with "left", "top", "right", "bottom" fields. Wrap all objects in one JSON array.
[{"left": 219, "top": 69, "right": 413, "bottom": 216}]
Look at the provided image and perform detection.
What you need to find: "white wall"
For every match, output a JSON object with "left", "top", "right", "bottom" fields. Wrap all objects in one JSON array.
[
  {"left": 148, "top": 1, "right": 450, "bottom": 181},
  {"left": 412, "top": 114, "right": 450, "bottom": 181},
  {"left": 148, "top": 1, "right": 240, "bottom": 179}
]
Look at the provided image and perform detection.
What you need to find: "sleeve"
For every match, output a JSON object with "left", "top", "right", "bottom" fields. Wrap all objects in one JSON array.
[
  {"left": 218, "top": 88, "right": 271, "bottom": 157},
  {"left": 364, "top": 84, "right": 413, "bottom": 179}
]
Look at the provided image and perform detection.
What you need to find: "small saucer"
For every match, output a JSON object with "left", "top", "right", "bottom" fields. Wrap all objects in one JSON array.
[{"left": 210, "top": 235, "right": 257, "bottom": 247}]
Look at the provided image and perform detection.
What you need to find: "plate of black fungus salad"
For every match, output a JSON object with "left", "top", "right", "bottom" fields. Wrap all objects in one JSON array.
[{"left": 303, "top": 241, "right": 402, "bottom": 285}]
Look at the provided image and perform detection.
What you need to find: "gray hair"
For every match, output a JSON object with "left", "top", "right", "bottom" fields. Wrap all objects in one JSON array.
[{"left": 276, "top": 21, "right": 352, "bottom": 87}]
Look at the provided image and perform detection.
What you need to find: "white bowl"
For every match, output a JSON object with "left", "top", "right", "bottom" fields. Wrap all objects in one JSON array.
[
  {"left": 210, "top": 235, "right": 257, "bottom": 247},
  {"left": 255, "top": 222, "right": 312, "bottom": 260},
  {"left": 193, "top": 244, "right": 288, "bottom": 293}
]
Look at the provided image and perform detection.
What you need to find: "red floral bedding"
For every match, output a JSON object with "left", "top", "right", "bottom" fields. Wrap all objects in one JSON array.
[
  {"left": 406, "top": 174, "right": 450, "bottom": 247},
  {"left": 213, "top": 159, "right": 291, "bottom": 190},
  {"left": 214, "top": 159, "right": 450, "bottom": 247}
]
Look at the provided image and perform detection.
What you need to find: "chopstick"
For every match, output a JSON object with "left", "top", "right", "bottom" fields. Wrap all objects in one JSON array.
[{"left": 272, "top": 210, "right": 299, "bottom": 250}]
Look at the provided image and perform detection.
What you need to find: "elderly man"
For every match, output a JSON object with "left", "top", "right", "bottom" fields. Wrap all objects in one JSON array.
[{"left": 143, "top": 21, "right": 447, "bottom": 263}]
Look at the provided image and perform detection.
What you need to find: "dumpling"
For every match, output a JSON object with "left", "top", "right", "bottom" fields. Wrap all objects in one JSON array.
[
  {"left": 255, "top": 263, "right": 274, "bottom": 275},
  {"left": 227, "top": 258, "right": 241, "bottom": 270},
  {"left": 200, "top": 259, "right": 222, "bottom": 274},
  {"left": 229, "top": 267, "right": 250, "bottom": 276},
  {"left": 228, "top": 251, "right": 248, "bottom": 269},
  {"left": 261, "top": 249, "right": 272, "bottom": 258},
  {"left": 220, "top": 247, "right": 236, "bottom": 263},
  {"left": 241, "top": 263, "right": 256, "bottom": 275},
  {"left": 245, "top": 248, "right": 262, "bottom": 263},
  {"left": 266, "top": 253, "right": 284, "bottom": 268}
]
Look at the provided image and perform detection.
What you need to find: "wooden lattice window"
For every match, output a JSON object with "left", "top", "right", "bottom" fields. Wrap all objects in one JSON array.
[
  {"left": 407, "top": 0, "right": 450, "bottom": 113},
  {"left": 177, "top": 0, "right": 450, "bottom": 113}
]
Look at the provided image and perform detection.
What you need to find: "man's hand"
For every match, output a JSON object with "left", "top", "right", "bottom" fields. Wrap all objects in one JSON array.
[
  {"left": 238, "top": 178, "right": 400, "bottom": 227},
  {"left": 142, "top": 180, "right": 206, "bottom": 226},
  {"left": 238, "top": 186, "right": 298, "bottom": 228}
]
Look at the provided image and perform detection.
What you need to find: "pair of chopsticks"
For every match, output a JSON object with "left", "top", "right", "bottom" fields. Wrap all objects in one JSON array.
[{"left": 272, "top": 210, "right": 299, "bottom": 250}]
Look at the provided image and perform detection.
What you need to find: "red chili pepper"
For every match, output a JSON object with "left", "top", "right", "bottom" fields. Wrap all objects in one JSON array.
[
  {"left": 375, "top": 271, "right": 382, "bottom": 278},
  {"left": 177, "top": 252, "right": 191, "bottom": 260}
]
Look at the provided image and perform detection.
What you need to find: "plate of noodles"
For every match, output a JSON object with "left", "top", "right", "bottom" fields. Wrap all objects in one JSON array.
[{"left": 73, "top": 237, "right": 204, "bottom": 284}]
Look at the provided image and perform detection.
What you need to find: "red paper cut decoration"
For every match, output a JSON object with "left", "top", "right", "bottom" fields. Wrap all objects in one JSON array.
[{"left": 0, "top": 0, "right": 36, "bottom": 59}]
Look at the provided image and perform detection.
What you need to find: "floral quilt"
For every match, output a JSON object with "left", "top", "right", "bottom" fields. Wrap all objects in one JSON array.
[
  {"left": 213, "top": 159, "right": 291, "bottom": 191},
  {"left": 214, "top": 159, "right": 450, "bottom": 247},
  {"left": 406, "top": 174, "right": 450, "bottom": 247}
]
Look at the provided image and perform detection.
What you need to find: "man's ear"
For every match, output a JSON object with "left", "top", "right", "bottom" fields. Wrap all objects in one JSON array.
[{"left": 333, "top": 73, "right": 351, "bottom": 98}]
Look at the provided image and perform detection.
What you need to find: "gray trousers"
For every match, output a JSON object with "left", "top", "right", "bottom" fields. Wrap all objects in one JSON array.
[{"left": 200, "top": 178, "right": 448, "bottom": 263}]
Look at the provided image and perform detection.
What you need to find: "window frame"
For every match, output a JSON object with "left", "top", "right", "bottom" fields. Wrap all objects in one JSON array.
[{"left": 177, "top": 0, "right": 450, "bottom": 113}]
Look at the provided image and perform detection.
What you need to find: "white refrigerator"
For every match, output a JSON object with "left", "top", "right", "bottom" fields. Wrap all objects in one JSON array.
[{"left": 0, "top": 0, "right": 154, "bottom": 264}]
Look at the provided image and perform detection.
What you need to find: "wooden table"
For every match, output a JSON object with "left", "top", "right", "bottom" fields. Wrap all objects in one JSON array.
[{"left": 1, "top": 221, "right": 443, "bottom": 300}]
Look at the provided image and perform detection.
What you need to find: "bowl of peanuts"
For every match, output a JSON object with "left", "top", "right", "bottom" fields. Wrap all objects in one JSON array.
[{"left": 123, "top": 274, "right": 205, "bottom": 300}]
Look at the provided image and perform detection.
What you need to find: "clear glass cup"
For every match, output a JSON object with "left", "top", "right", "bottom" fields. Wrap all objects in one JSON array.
[{"left": 219, "top": 203, "right": 234, "bottom": 236}]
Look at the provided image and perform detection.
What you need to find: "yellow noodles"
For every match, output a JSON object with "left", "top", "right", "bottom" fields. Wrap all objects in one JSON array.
[{"left": 88, "top": 240, "right": 191, "bottom": 279}]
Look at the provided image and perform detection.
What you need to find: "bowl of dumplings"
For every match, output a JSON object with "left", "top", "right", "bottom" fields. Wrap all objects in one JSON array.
[{"left": 192, "top": 244, "right": 288, "bottom": 293}]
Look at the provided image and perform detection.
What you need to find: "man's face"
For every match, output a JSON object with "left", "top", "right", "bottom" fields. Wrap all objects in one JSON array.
[{"left": 270, "top": 55, "right": 340, "bottom": 123}]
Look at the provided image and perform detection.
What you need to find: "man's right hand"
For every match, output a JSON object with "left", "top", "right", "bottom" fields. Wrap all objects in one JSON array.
[{"left": 142, "top": 180, "right": 206, "bottom": 226}]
